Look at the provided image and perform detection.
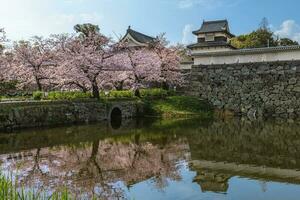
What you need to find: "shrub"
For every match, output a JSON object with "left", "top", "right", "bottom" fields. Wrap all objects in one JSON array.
[
  {"left": 33, "top": 91, "right": 44, "bottom": 100},
  {"left": 140, "top": 88, "right": 168, "bottom": 99},
  {"left": 0, "top": 80, "right": 18, "bottom": 96},
  {"left": 103, "top": 90, "right": 135, "bottom": 99},
  {"left": 47, "top": 91, "right": 92, "bottom": 100}
]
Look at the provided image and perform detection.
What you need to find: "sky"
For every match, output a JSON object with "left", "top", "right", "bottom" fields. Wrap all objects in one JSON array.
[{"left": 0, "top": 0, "right": 300, "bottom": 44}]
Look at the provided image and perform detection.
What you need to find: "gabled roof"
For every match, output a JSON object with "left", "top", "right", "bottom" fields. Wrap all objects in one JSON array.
[
  {"left": 193, "top": 20, "right": 235, "bottom": 37},
  {"left": 123, "top": 26, "right": 156, "bottom": 44}
]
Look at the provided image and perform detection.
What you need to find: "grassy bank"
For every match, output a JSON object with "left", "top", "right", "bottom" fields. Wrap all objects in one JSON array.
[
  {"left": 143, "top": 96, "right": 213, "bottom": 119},
  {"left": 0, "top": 172, "right": 74, "bottom": 200}
]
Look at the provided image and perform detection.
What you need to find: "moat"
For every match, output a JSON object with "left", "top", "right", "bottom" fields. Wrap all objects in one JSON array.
[{"left": 0, "top": 117, "right": 300, "bottom": 200}]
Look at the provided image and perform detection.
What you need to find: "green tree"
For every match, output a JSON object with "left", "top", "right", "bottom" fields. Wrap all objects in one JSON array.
[
  {"left": 74, "top": 23, "right": 100, "bottom": 37},
  {"left": 278, "top": 38, "right": 299, "bottom": 46},
  {"left": 231, "top": 29, "right": 277, "bottom": 49},
  {"left": 231, "top": 18, "right": 298, "bottom": 49}
]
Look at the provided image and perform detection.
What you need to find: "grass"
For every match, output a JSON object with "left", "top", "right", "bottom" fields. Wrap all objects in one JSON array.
[
  {"left": 143, "top": 96, "right": 214, "bottom": 119},
  {"left": 0, "top": 172, "right": 74, "bottom": 200}
]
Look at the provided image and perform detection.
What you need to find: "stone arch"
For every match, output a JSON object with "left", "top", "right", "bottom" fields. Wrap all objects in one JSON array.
[{"left": 109, "top": 106, "right": 122, "bottom": 129}]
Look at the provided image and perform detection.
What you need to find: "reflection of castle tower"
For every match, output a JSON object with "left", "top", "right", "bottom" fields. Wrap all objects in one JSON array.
[{"left": 193, "top": 169, "right": 231, "bottom": 193}]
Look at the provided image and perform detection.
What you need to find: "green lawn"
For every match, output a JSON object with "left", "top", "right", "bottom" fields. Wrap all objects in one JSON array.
[{"left": 143, "top": 96, "right": 213, "bottom": 119}]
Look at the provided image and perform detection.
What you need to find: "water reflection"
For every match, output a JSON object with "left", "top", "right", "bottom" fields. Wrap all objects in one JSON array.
[{"left": 0, "top": 118, "right": 300, "bottom": 199}]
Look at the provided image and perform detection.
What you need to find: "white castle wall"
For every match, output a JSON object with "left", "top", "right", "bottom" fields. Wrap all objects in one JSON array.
[{"left": 193, "top": 48, "right": 300, "bottom": 65}]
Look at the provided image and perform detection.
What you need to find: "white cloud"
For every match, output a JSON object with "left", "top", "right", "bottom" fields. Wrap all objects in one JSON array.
[
  {"left": 177, "top": 0, "right": 240, "bottom": 10},
  {"left": 182, "top": 24, "right": 194, "bottom": 44},
  {"left": 274, "top": 20, "right": 300, "bottom": 42},
  {"left": 178, "top": 0, "right": 223, "bottom": 9},
  {"left": 178, "top": 0, "right": 194, "bottom": 9}
]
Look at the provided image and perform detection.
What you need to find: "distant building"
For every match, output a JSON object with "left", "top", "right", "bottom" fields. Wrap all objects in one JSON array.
[
  {"left": 120, "top": 26, "right": 156, "bottom": 47},
  {"left": 187, "top": 20, "right": 236, "bottom": 53},
  {"left": 181, "top": 19, "right": 300, "bottom": 68}
]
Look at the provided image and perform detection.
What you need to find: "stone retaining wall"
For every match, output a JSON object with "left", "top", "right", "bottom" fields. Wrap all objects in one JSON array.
[
  {"left": 188, "top": 61, "right": 300, "bottom": 118},
  {"left": 0, "top": 100, "right": 138, "bottom": 131}
]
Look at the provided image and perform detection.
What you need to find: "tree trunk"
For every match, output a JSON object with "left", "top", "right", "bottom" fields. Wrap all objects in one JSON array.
[
  {"left": 115, "top": 81, "right": 124, "bottom": 91},
  {"left": 134, "top": 87, "right": 141, "bottom": 98},
  {"left": 162, "top": 81, "right": 169, "bottom": 90},
  {"left": 92, "top": 82, "right": 100, "bottom": 99},
  {"left": 35, "top": 77, "right": 42, "bottom": 91}
]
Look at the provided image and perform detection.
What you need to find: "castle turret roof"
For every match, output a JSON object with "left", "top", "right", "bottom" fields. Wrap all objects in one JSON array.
[{"left": 193, "top": 20, "right": 235, "bottom": 37}]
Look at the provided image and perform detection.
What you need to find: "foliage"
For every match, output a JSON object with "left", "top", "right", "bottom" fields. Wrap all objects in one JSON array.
[
  {"left": 47, "top": 91, "right": 92, "bottom": 100},
  {"left": 99, "top": 88, "right": 169, "bottom": 99},
  {"left": 140, "top": 88, "right": 168, "bottom": 99},
  {"left": 278, "top": 38, "right": 299, "bottom": 46},
  {"left": 143, "top": 96, "right": 213, "bottom": 118},
  {"left": 74, "top": 23, "right": 100, "bottom": 38},
  {"left": 231, "top": 18, "right": 299, "bottom": 49},
  {"left": 102, "top": 90, "right": 135, "bottom": 99},
  {"left": 231, "top": 29, "right": 277, "bottom": 49},
  {"left": 5, "top": 89, "right": 174, "bottom": 101},
  {"left": 0, "top": 81, "right": 17, "bottom": 95},
  {"left": 33, "top": 91, "right": 44, "bottom": 100},
  {"left": 0, "top": 172, "right": 73, "bottom": 200}
]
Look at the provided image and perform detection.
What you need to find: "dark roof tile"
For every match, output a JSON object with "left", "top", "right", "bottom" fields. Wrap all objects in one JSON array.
[
  {"left": 187, "top": 41, "right": 236, "bottom": 49},
  {"left": 193, "top": 20, "right": 235, "bottom": 37},
  {"left": 126, "top": 27, "right": 156, "bottom": 44}
]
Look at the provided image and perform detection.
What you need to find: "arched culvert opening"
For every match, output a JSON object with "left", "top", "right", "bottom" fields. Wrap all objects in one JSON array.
[{"left": 110, "top": 107, "right": 122, "bottom": 129}]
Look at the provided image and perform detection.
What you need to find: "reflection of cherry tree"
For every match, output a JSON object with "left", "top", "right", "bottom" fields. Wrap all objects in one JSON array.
[{"left": 0, "top": 137, "right": 189, "bottom": 199}]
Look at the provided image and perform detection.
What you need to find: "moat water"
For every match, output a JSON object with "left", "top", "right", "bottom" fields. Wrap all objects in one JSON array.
[{"left": 0, "top": 118, "right": 300, "bottom": 200}]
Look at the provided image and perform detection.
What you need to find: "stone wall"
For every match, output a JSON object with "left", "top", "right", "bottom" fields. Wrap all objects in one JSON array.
[
  {"left": 188, "top": 61, "right": 300, "bottom": 118},
  {"left": 0, "top": 100, "right": 138, "bottom": 131}
]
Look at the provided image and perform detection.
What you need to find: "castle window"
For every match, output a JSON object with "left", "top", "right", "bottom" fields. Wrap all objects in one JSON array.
[
  {"left": 205, "top": 34, "right": 215, "bottom": 42},
  {"left": 198, "top": 37, "right": 205, "bottom": 43}
]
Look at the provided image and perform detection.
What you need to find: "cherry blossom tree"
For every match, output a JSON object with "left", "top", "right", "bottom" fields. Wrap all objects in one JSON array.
[
  {"left": 12, "top": 36, "right": 58, "bottom": 91},
  {"left": 0, "top": 28, "right": 6, "bottom": 53},
  {"left": 0, "top": 28, "right": 7, "bottom": 83},
  {"left": 1, "top": 24, "right": 182, "bottom": 95},
  {"left": 0, "top": 29, "right": 16, "bottom": 95},
  {"left": 118, "top": 37, "right": 182, "bottom": 95},
  {"left": 54, "top": 24, "right": 136, "bottom": 98},
  {"left": 54, "top": 30, "right": 117, "bottom": 98},
  {"left": 99, "top": 71, "right": 134, "bottom": 91},
  {"left": 149, "top": 34, "right": 183, "bottom": 89}
]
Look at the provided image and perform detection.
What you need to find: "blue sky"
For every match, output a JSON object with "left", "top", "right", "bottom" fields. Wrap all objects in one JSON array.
[{"left": 1, "top": 0, "right": 300, "bottom": 44}]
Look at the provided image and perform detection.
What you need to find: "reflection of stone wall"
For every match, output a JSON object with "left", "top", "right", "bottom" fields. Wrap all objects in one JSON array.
[
  {"left": 188, "top": 119, "right": 300, "bottom": 169},
  {"left": 188, "top": 61, "right": 300, "bottom": 118}
]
